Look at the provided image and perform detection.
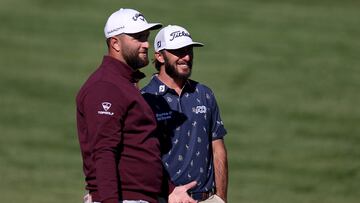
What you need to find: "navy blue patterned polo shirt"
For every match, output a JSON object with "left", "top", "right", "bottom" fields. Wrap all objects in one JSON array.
[{"left": 141, "top": 75, "right": 227, "bottom": 193}]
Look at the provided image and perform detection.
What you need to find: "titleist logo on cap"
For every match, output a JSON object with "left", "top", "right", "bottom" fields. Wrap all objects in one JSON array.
[{"left": 169, "top": 30, "right": 191, "bottom": 41}]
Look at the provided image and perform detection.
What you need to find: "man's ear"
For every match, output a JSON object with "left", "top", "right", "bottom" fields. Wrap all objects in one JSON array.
[
  {"left": 110, "top": 37, "right": 121, "bottom": 52},
  {"left": 155, "top": 51, "right": 165, "bottom": 63}
]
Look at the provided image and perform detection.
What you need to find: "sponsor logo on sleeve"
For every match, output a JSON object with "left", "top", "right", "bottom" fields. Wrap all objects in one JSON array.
[{"left": 98, "top": 102, "right": 114, "bottom": 116}]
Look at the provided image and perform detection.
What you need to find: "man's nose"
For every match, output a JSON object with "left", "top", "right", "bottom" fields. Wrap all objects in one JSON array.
[{"left": 182, "top": 53, "right": 191, "bottom": 61}]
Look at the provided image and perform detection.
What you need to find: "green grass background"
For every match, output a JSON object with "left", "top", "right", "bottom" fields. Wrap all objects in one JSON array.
[{"left": 1, "top": 0, "right": 360, "bottom": 202}]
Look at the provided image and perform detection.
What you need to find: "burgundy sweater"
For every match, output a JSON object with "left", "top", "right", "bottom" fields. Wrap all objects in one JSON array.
[{"left": 76, "top": 56, "right": 169, "bottom": 203}]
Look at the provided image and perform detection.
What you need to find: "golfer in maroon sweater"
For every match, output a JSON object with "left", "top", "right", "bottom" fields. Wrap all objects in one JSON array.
[{"left": 76, "top": 8, "right": 196, "bottom": 203}]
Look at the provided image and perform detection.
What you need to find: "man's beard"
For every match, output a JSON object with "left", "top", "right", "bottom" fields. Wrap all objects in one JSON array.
[
  {"left": 122, "top": 47, "right": 149, "bottom": 70},
  {"left": 164, "top": 56, "right": 192, "bottom": 80}
]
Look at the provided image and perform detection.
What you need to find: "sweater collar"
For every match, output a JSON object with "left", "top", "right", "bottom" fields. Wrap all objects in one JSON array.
[{"left": 102, "top": 56, "right": 145, "bottom": 83}]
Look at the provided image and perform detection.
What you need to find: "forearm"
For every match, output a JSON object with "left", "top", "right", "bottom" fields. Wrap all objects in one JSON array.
[{"left": 213, "top": 139, "right": 228, "bottom": 202}]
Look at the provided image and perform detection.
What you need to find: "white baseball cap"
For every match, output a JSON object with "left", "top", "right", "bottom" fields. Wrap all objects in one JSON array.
[
  {"left": 104, "top": 8, "right": 162, "bottom": 38},
  {"left": 154, "top": 25, "right": 204, "bottom": 52}
]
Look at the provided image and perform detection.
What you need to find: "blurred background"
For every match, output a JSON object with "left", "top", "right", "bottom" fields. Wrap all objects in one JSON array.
[{"left": 1, "top": 0, "right": 360, "bottom": 202}]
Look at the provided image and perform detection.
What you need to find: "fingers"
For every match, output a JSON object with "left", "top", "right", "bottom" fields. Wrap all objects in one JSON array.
[
  {"left": 170, "top": 199, "right": 197, "bottom": 203},
  {"left": 182, "top": 180, "right": 197, "bottom": 191},
  {"left": 168, "top": 181, "right": 198, "bottom": 203}
]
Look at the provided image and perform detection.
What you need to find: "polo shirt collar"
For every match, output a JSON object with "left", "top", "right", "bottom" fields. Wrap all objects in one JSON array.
[{"left": 149, "top": 74, "right": 195, "bottom": 96}]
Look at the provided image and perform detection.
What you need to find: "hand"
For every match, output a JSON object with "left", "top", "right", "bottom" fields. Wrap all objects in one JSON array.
[
  {"left": 168, "top": 181, "right": 198, "bottom": 203},
  {"left": 83, "top": 193, "right": 92, "bottom": 203}
]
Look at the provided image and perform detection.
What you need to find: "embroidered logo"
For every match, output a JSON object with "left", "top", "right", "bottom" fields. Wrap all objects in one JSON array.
[
  {"left": 159, "top": 85, "right": 165, "bottom": 93},
  {"left": 155, "top": 111, "right": 172, "bottom": 121},
  {"left": 106, "top": 26, "right": 125, "bottom": 35},
  {"left": 169, "top": 30, "right": 191, "bottom": 41},
  {"left": 192, "top": 105, "right": 207, "bottom": 114},
  {"left": 98, "top": 102, "right": 114, "bottom": 115},
  {"left": 132, "top": 13, "right": 145, "bottom": 21},
  {"left": 102, "top": 102, "right": 111, "bottom": 111}
]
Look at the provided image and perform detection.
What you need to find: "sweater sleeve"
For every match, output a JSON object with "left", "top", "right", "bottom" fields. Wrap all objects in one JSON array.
[{"left": 83, "top": 82, "right": 128, "bottom": 202}]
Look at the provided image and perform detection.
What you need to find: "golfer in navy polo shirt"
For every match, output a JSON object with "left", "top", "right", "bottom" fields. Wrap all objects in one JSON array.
[{"left": 142, "top": 25, "right": 228, "bottom": 203}]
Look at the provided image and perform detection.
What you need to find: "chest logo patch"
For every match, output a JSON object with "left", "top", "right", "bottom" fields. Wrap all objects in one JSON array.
[
  {"left": 193, "top": 105, "right": 207, "bottom": 114},
  {"left": 159, "top": 85, "right": 166, "bottom": 93},
  {"left": 156, "top": 111, "right": 172, "bottom": 121}
]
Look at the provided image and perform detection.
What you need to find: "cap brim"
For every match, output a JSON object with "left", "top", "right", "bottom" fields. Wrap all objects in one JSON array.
[
  {"left": 125, "top": 23, "right": 163, "bottom": 34},
  {"left": 147, "top": 23, "right": 163, "bottom": 30},
  {"left": 165, "top": 42, "right": 204, "bottom": 50},
  {"left": 191, "top": 42, "right": 204, "bottom": 47}
]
